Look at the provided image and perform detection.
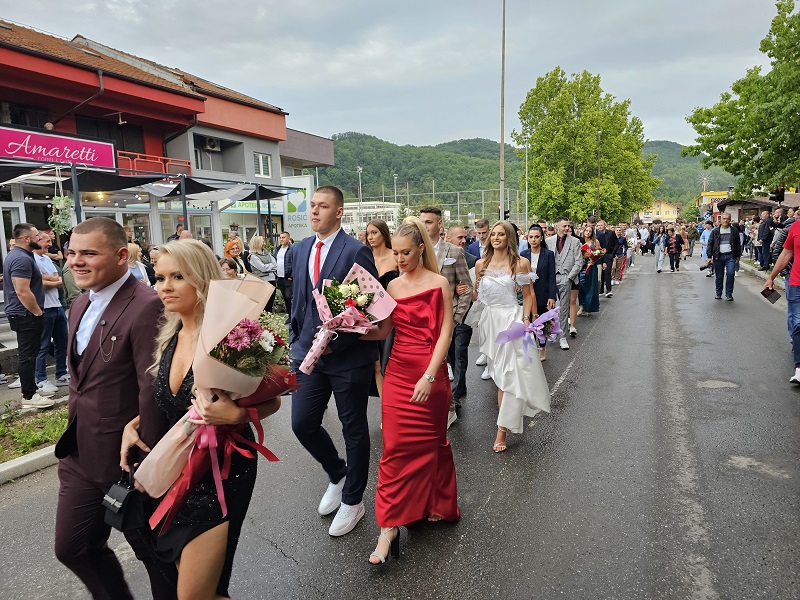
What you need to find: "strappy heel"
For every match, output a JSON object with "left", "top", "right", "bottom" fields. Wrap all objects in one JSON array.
[{"left": 369, "top": 527, "right": 400, "bottom": 565}]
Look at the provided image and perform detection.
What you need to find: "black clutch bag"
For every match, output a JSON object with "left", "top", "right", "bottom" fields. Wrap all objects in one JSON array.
[{"left": 103, "top": 467, "right": 146, "bottom": 532}]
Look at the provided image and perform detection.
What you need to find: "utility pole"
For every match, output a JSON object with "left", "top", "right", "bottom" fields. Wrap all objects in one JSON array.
[
  {"left": 357, "top": 166, "right": 363, "bottom": 231},
  {"left": 596, "top": 130, "right": 602, "bottom": 218},
  {"left": 499, "top": 0, "right": 506, "bottom": 216}
]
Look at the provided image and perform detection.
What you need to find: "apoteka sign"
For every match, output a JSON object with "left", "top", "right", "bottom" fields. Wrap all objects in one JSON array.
[{"left": 0, "top": 126, "right": 116, "bottom": 169}]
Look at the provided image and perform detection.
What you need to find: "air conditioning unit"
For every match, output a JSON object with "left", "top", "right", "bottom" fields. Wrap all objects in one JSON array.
[{"left": 203, "top": 137, "right": 222, "bottom": 152}]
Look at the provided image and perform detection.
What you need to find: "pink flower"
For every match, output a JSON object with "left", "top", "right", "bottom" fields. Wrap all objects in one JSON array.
[
  {"left": 241, "top": 319, "right": 262, "bottom": 339},
  {"left": 224, "top": 327, "right": 251, "bottom": 351}
]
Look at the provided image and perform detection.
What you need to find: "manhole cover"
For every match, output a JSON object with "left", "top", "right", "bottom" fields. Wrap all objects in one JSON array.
[{"left": 696, "top": 380, "right": 739, "bottom": 389}]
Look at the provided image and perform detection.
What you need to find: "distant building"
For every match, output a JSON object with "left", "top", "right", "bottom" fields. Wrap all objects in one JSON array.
[
  {"left": 637, "top": 200, "right": 681, "bottom": 224},
  {"left": 341, "top": 200, "right": 402, "bottom": 234}
]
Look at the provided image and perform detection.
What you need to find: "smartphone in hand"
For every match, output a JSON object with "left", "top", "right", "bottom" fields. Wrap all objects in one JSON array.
[{"left": 761, "top": 287, "right": 781, "bottom": 304}]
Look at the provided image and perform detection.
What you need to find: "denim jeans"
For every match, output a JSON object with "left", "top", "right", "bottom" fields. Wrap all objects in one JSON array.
[
  {"left": 7, "top": 313, "right": 44, "bottom": 399},
  {"left": 787, "top": 285, "right": 800, "bottom": 366},
  {"left": 688, "top": 239, "right": 696, "bottom": 256},
  {"left": 36, "top": 306, "right": 68, "bottom": 383},
  {"left": 714, "top": 253, "right": 736, "bottom": 298},
  {"left": 448, "top": 322, "right": 473, "bottom": 405}
]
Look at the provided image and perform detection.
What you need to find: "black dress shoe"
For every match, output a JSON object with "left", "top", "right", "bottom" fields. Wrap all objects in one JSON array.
[
  {"left": 726, "top": 296, "right": 734, "bottom": 301},
  {"left": 715, "top": 295, "right": 722, "bottom": 300}
]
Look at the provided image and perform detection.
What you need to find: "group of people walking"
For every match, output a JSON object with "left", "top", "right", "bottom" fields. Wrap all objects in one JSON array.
[{"left": 9, "top": 186, "right": 782, "bottom": 598}]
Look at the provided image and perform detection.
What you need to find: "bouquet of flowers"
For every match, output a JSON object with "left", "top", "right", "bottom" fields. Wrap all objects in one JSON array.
[
  {"left": 580, "top": 243, "right": 606, "bottom": 275},
  {"left": 299, "top": 263, "right": 397, "bottom": 374},
  {"left": 495, "top": 307, "right": 562, "bottom": 361},
  {"left": 136, "top": 275, "right": 298, "bottom": 533}
]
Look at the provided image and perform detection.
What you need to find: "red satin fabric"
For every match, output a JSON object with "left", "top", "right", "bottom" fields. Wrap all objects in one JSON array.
[{"left": 375, "top": 287, "right": 460, "bottom": 526}]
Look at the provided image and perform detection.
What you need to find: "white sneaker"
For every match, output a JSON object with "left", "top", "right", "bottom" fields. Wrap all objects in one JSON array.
[
  {"left": 605, "top": 292, "right": 613, "bottom": 298},
  {"left": 37, "top": 380, "right": 59, "bottom": 395},
  {"left": 328, "top": 502, "right": 365, "bottom": 537},
  {"left": 559, "top": 338, "right": 570, "bottom": 350},
  {"left": 569, "top": 326, "right": 577, "bottom": 338},
  {"left": 791, "top": 369, "right": 800, "bottom": 385},
  {"left": 8, "top": 377, "right": 21, "bottom": 389},
  {"left": 55, "top": 374, "right": 70, "bottom": 387},
  {"left": 475, "top": 354, "right": 488, "bottom": 366},
  {"left": 318, "top": 476, "right": 346, "bottom": 516},
  {"left": 21, "top": 393, "right": 55, "bottom": 409},
  {"left": 447, "top": 363, "right": 454, "bottom": 382},
  {"left": 447, "top": 408, "right": 458, "bottom": 429},
  {"left": 480, "top": 366, "right": 491, "bottom": 380}
]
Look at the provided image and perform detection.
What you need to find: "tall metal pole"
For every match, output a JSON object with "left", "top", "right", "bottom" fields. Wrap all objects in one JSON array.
[
  {"left": 255, "top": 184, "right": 262, "bottom": 237},
  {"left": 70, "top": 163, "right": 83, "bottom": 223},
  {"left": 432, "top": 179, "right": 435, "bottom": 204},
  {"left": 180, "top": 174, "right": 189, "bottom": 232},
  {"left": 457, "top": 191, "right": 461, "bottom": 223},
  {"left": 525, "top": 139, "right": 529, "bottom": 226},
  {"left": 499, "top": 0, "right": 506, "bottom": 211},
  {"left": 393, "top": 174, "right": 398, "bottom": 205},
  {"left": 357, "top": 166, "right": 363, "bottom": 232},
  {"left": 596, "top": 130, "right": 602, "bottom": 218},
  {"left": 406, "top": 181, "right": 410, "bottom": 212}
]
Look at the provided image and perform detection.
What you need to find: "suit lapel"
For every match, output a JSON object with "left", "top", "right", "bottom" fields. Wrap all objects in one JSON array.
[
  {"left": 68, "top": 293, "right": 90, "bottom": 377},
  {"left": 296, "top": 237, "right": 314, "bottom": 296},
  {"left": 77, "top": 277, "right": 136, "bottom": 388},
  {"left": 436, "top": 243, "right": 447, "bottom": 272}
]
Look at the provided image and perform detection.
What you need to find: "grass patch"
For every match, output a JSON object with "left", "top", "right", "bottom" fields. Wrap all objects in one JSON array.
[{"left": 0, "top": 406, "right": 68, "bottom": 463}]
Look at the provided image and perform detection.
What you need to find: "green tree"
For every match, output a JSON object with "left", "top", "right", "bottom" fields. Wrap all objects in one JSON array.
[
  {"left": 683, "top": 0, "right": 799, "bottom": 195},
  {"left": 514, "top": 68, "right": 660, "bottom": 223}
]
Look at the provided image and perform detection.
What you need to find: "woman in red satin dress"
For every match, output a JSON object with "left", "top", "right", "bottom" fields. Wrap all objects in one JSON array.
[{"left": 363, "top": 216, "right": 460, "bottom": 564}]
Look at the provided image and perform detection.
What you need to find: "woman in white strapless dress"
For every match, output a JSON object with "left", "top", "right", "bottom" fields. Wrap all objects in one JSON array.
[{"left": 473, "top": 222, "right": 551, "bottom": 452}]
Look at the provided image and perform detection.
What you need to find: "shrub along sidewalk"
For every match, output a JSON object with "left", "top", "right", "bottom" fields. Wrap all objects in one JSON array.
[{"left": 0, "top": 405, "right": 68, "bottom": 464}]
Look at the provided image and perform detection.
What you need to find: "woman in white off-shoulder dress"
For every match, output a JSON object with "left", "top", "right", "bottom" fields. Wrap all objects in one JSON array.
[{"left": 473, "top": 221, "right": 550, "bottom": 453}]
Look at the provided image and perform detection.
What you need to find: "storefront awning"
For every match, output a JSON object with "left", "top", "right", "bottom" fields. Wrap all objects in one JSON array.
[
  {"left": 61, "top": 171, "right": 165, "bottom": 192},
  {"left": 0, "top": 164, "right": 40, "bottom": 185},
  {"left": 238, "top": 185, "right": 290, "bottom": 200}
]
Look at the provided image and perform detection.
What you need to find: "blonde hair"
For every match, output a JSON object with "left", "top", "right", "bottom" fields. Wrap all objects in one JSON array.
[
  {"left": 249, "top": 235, "right": 265, "bottom": 254},
  {"left": 482, "top": 221, "right": 521, "bottom": 274},
  {"left": 149, "top": 239, "right": 224, "bottom": 376},
  {"left": 395, "top": 216, "right": 439, "bottom": 274},
  {"left": 126, "top": 243, "right": 140, "bottom": 262}
]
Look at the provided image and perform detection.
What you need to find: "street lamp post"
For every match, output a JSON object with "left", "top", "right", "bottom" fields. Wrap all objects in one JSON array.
[
  {"left": 596, "top": 130, "right": 602, "bottom": 218},
  {"left": 499, "top": 0, "right": 506, "bottom": 212},
  {"left": 393, "top": 174, "right": 398, "bottom": 205},
  {"left": 357, "top": 165, "right": 363, "bottom": 232},
  {"left": 525, "top": 136, "right": 529, "bottom": 226}
]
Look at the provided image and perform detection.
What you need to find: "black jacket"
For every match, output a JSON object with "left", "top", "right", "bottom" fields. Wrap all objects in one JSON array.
[
  {"left": 521, "top": 247, "right": 557, "bottom": 308},
  {"left": 665, "top": 234, "right": 684, "bottom": 254},
  {"left": 707, "top": 224, "right": 742, "bottom": 260},
  {"left": 596, "top": 229, "right": 618, "bottom": 264}
]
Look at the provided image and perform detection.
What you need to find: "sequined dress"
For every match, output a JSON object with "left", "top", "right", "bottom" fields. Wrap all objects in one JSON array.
[{"left": 152, "top": 329, "right": 257, "bottom": 597}]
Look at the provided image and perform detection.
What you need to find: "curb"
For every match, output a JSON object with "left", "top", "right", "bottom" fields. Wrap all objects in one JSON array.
[
  {"left": 738, "top": 260, "right": 786, "bottom": 290},
  {"left": 0, "top": 444, "right": 57, "bottom": 485}
]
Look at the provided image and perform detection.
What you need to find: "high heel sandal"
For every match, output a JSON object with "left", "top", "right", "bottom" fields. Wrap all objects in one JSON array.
[
  {"left": 369, "top": 527, "right": 400, "bottom": 565},
  {"left": 493, "top": 427, "right": 507, "bottom": 453}
]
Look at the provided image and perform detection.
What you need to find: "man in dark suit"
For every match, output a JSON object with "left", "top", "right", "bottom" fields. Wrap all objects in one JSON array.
[
  {"left": 595, "top": 220, "right": 618, "bottom": 298},
  {"left": 273, "top": 231, "right": 293, "bottom": 316},
  {"left": 54, "top": 218, "right": 175, "bottom": 600},
  {"left": 466, "top": 218, "right": 490, "bottom": 258},
  {"left": 290, "top": 186, "right": 380, "bottom": 537}
]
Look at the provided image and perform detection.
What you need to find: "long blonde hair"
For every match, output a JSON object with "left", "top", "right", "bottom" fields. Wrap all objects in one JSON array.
[
  {"left": 149, "top": 239, "right": 224, "bottom": 376},
  {"left": 396, "top": 216, "right": 439, "bottom": 274},
  {"left": 482, "top": 221, "right": 521, "bottom": 274}
]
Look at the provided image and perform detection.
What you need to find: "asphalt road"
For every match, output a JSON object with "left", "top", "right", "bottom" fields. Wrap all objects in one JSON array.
[{"left": 1, "top": 254, "right": 798, "bottom": 600}]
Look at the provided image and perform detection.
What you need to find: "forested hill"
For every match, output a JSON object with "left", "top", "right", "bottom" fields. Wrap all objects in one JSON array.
[
  {"left": 316, "top": 133, "right": 735, "bottom": 206},
  {"left": 643, "top": 140, "right": 737, "bottom": 204}
]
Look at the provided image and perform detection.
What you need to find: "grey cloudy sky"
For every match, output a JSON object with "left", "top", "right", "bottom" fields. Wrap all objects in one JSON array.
[{"left": 4, "top": 0, "right": 778, "bottom": 147}]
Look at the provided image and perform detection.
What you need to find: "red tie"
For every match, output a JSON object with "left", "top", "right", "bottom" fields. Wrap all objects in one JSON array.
[{"left": 313, "top": 241, "right": 324, "bottom": 285}]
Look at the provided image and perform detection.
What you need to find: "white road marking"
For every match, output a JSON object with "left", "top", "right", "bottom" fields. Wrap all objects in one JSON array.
[{"left": 727, "top": 456, "right": 790, "bottom": 479}]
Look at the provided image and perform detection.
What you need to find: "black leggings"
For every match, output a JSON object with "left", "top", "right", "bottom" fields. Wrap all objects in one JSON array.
[{"left": 668, "top": 253, "right": 681, "bottom": 270}]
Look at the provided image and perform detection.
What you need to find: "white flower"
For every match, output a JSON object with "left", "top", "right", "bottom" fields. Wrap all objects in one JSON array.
[
  {"left": 349, "top": 284, "right": 361, "bottom": 296},
  {"left": 356, "top": 294, "right": 368, "bottom": 307},
  {"left": 258, "top": 330, "right": 276, "bottom": 352},
  {"left": 337, "top": 284, "right": 352, "bottom": 297}
]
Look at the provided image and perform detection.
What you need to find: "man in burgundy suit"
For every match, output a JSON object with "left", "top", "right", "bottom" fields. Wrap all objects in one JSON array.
[{"left": 54, "top": 218, "right": 175, "bottom": 599}]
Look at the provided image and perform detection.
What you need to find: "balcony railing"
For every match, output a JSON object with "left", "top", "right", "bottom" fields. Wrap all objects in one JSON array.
[{"left": 117, "top": 151, "right": 192, "bottom": 176}]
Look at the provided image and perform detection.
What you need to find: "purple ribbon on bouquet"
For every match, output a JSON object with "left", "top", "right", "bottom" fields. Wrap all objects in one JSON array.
[{"left": 495, "top": 307, "right": 562, "bottom": 361}]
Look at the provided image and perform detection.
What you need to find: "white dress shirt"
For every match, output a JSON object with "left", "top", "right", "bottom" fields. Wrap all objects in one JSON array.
[
  {"left": 276, "top": 245, "right": 288, "bottom": 278},
  {"left": 307, "top": 228, "right": 342, "bottom": 283},
  {"left": 75, "top": 272, "right": 131, "bottom": 355}
]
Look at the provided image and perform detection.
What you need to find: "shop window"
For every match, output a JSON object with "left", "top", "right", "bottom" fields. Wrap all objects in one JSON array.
[
  {"left": 254, "top": 153, "right": 271, "bottom": 178},
  {"left": 3, "top": 102, "right": 49, "bottom": 129},
  {"left": 76, "top": 115, "right": 145, "bottom": 153}
]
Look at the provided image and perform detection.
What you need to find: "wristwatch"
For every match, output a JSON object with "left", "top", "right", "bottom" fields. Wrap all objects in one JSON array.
[{"left": 422, "top": 373, "right": 435, "bottom": 383}]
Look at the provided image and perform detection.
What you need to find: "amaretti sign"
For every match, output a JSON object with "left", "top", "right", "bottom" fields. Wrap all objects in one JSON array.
[{"left": 0, "top": 126, "right": 116, "bottom": 169}]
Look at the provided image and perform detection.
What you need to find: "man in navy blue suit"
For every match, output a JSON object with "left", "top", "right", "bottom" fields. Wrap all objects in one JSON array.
[
  {"left": 466, "top": 218, "right": 490, "bottom": 259},
  {"left": 289, "top": 185, "right": 380, "bottom": 537}
]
